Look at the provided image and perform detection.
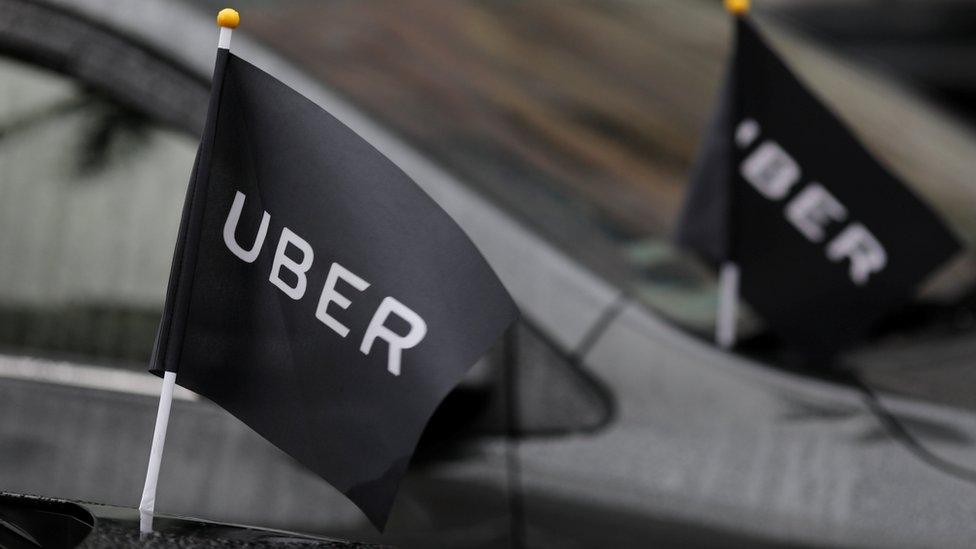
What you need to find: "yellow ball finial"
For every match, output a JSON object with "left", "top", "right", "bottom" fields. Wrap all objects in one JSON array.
[
  {"left": 217, "top": 8, "right": 240, "bottom": 29},
  {"left": 724, "top": 0, "right": 750, "bottom": 16}
]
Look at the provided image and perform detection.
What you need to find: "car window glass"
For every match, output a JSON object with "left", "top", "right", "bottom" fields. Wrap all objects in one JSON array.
[{"left": 0, "top": 56, "right": 197, "bottom": 363}]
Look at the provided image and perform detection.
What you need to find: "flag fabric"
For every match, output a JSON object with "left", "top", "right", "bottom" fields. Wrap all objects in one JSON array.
[
  {"left": 676, "top": 17, "right": 960, "bottom": 357},
  {"left": 150, "top": 49, "right": 518, "bottom": 528}
]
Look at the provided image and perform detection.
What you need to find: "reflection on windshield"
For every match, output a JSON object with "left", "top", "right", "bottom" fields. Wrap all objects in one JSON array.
[
  {"left": 235, "top": 0, "right": 976, "bottom": 411},
  {"left": 0, "top": 56, "right": 197, "bottom": 364}
]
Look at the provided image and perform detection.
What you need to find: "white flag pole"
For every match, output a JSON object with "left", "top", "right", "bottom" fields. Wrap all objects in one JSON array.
[
  {"left": 716, "top": 261, "right": 740, "bottom": 350},
  {"left": 139, "top": 370, "right": 177, "bottom": 533},
  {"left": 138, "top": 9, "right": 238, "bottom": 535}
]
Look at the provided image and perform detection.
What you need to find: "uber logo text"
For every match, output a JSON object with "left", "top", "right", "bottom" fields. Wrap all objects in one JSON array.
[
  {"left": 221, "top": 190, "right": 427, "bottom": 376},
  {"left": 735, "top": 119, "right": 887, "bottom": 285}
]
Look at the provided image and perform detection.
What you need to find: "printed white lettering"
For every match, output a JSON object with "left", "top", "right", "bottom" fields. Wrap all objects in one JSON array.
[
  {"left": 316, "top": 263, "right": 370, "bottom": 338},
  {"left": 224, "top": 189, "right": 430, "bottom": 375},
  {"left": 223, "top": 191, "right": 270, "bottom": 263},
  {"left": 735, "top": 123, "right": 888, "bottom": 284},
  {"left": 269, "top": 228, "right": 314, "bottom": 300},
  {"left": 360, "top": 297, "right": 427, "bottom": 376},
  {"left": 785, "top": 183, "right": 848, "bottom": 242},
  {"left": 735, "top": 119, "right": 761, "bottom": 149},
  {"left": 827, "top": 223, "right": 887, "bottom": 285},
  {"left": 741, "top": 141, "right": 801, "bottom": 200}
]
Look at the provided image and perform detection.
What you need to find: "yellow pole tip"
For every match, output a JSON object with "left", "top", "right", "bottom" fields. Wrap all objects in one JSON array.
[
  {"left": 724, "top": 0, "right": 750, "bottom": 16},
  {"left": 217, "top": 8, "right": 240, "bottom": 29}
]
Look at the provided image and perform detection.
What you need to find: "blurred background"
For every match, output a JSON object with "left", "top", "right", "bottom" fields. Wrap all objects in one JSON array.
[{"left": 1, "top": 0, "right": 976, "bottom": 547}]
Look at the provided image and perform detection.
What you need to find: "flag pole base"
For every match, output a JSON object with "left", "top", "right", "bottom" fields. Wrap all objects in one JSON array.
[{"left": 716, "top": 262, "right": 740, "bottom": 350}]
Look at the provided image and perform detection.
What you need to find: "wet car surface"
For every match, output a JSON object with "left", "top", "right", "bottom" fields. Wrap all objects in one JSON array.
[{"left": 0, "top": 0, "right": 975, "bottom": 547}]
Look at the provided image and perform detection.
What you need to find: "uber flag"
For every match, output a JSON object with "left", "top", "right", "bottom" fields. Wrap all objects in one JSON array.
[
  {"left": 150, "top": 49, "right": 518, "bottom": 528},
  {"left": 676, "top": 17, "right": 960, "bottom": 357}
]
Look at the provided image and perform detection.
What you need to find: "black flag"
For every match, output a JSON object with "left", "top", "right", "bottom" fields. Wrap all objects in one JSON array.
[
  {"left": 676, "top": 17, "right": 960, "bottom": 357},
  {"left": 150, "top": 49, "right": 518, "bottom": 528}
]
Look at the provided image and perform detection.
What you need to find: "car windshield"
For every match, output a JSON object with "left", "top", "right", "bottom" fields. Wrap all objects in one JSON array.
[
  {"left": 3, "top": 0, "right": 976, "bottom": 410},
  {"left": 224, "top": 0, "right": 976, "bottom": 409}
]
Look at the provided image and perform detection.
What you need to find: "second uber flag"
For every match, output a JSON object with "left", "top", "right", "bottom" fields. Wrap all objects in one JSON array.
[
  {"left": 151, "top": 48, "right": 517, "bottom": 528},
  {"left": 677, "top": 17, "right": 960, "bottom": 357}
]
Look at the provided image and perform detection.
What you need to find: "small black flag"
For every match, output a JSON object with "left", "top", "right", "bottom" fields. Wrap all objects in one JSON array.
[
  {"left": 151, "top": 49, "right": 518, "bottom": 528},
  {"left": 676, "top": 18, "right": 960, "bottom": 357}
]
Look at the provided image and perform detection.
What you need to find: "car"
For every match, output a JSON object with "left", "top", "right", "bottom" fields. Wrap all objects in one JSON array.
[{"left": 1, "top": 0, "right": 975, "bottom": 547}]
